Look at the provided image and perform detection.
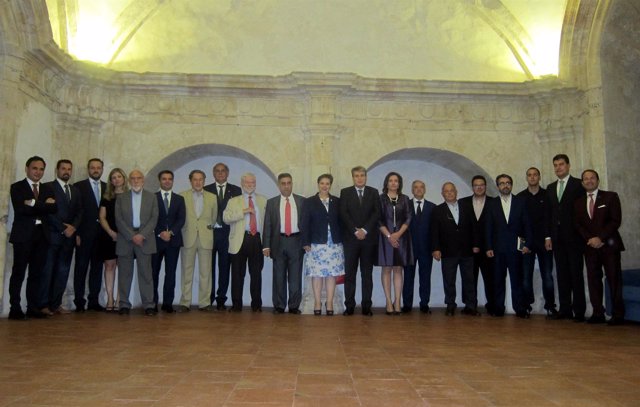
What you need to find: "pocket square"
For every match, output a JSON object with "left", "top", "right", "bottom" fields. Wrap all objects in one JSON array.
[{"left": 597, "top": 204, "right": 606, "bottom": 208}]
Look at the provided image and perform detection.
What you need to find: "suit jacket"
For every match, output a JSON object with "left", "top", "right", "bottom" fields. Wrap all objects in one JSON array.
[
  {"left": 115, "top": 189, "right": 159, "bottom": 255},
  {"left": 574, "top": 190, "right": 625, "bottom": 252},
  {"left": 547, "top": 175, "right": 585, "bottom": 247},
  {"left": 204, "top": 182, "right": 242, "bottom": 230},
  {"left": 223, "top": 193, "right": 267, "bottom": 255},
  {"left": 263, "top": 193, "right": 305, "bottom": 256},
  {"left": 180, "top": 189, "right": 218, "bottom": 250},
  {"left": 408, "top": 198, "right": 436, "bottom": 255},
  {"left": 339, "top": 185, "right": 381, "bottom": 246},
  {"left": 301, "top": 194, "right": 342, "bottom": 246},
  {"left": 9, "top": 179, "right": 57, "bottom": 243},
  {"left": 75, "top": 178, "right": 107, "bottom": 239},
  {"left": 430, "top": 200, "right": 479, "bottom": 258},
  {"left": 45, "top": 180, "right": 83, "bottom": 245},
  {"left": 154, "top": 191, "right": 186, "bottom": 249},
  {"left": 485, "top": 195, "right": 533, "bottom": 254},
  {"left": 459, "top": 195, "right": 494, "bottom": 251}
]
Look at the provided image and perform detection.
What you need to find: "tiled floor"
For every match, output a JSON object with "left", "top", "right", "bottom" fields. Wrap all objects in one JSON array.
[{"left": 0, "top": 309, "right": 638, "bottom": 406}]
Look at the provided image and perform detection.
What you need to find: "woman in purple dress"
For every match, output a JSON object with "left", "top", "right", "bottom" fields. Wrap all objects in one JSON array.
[{"left": 377, "top": 172, "right": 413, "bottom": 315}]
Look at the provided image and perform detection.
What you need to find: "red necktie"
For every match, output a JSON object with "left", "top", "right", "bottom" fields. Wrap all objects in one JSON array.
[
  {"left": 249, "top": 195, "right": 257, "bottom": 235},
  {"left": 588, "top": 193, "right": 595, "bottom": 219},
  {"left": 285, "top": 197, "right": 292, "bottom": 236},
  {"left": 32, "top": 183, "right": 39, "bottom": 199}
]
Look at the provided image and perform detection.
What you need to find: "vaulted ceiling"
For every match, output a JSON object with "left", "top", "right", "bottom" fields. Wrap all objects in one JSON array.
[{"left": 45, "top": 0, "right": 567, "bottom": 82}]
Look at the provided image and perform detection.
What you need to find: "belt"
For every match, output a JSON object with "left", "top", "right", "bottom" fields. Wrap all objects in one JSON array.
[
  {"left": 244, "top": 231, "right": 260, "bottom": 236},
  {"left": 132, "top": 228, "right": 140, "bottom": 232},
  {"left": 280, "top": 232, "right": 300, "bottom": 237}
]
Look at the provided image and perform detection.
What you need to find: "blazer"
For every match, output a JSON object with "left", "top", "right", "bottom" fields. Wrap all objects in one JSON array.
[
  {"left": 547, "top": 175, "right": 585, "bottom": 247},
  {"left": 45, "top": 180, "right": 83, "bottom": 245},
  {"left": 154, "top": 191, "right": 186, "bottom": 249},
  {"left": 115, "top": 189, "right": 159, "bottom": 255},
  {"left": 262, "top": 193, "right": 305, "bottom": 256},
  {"left": 75, "top": 178, "right": 107, "bottom": 240},
  {"left": 430, "top": 200, "right": 479, "bottom": 258},
  {"left": 301, "top": 194, "right": 342, "bottom": 246},
  {"left": 408, "top": 198, "right": 436, "bottom": 255},
  {"left": 9, "top": 179, "right": 57, "bottom": 244},
  {"left": 485, "top": 195, "right": 533, "bottom": 254},
  {"left": 339, "top": 185, "right": 381, "bottom": 246},
  {"left": 574, "top": 190, "right": 625, "bottom": 252},
  {"left": 223, "top": 193, "right": 267, "bottom": 255},
  {"left": 459, "top": 195, "right": 494, "bottom": 251},
  {"left": 203, "top": 182, "right": 242, "bottom": 230},
  {"left": 180, "top": 189, "right": 218, "bottom": 250}
]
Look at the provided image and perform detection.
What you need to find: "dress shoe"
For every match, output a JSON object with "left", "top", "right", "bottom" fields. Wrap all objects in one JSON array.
[
  {"left": 8, "top": 309, "right": 27, "bottom": 320},
  {"left": 74, "top": 306, "right": 85, "bottom": 313},
  {"left": 40, "top": 307, "right": 54, "bottom": 316},
  {"left": 118, "top": 307, "right": 130, "bottom": 315},
  {"left": 343, "top": 308, "right": 354, "bottom": 316},
  {"left": 461, "top": 307, "right": 480, "bottom": 316},
  {"left": 420, "top": 306, "right": 432, "bottom": 314},
  {"left": 573, "top": 315, "right": 586, "bottom": 323},
  {"left": 545, "top": 308, "right": 559, "bottom": 319},
  {"left": 586, "top": 315, "right": 606, "bottom": 324},
  {"left": 445, "top": 306, "right": 455, "bottom": 316},
  {"left": 54, "top": 306, "right": 71, "bottom": 315},
  {"left": 175, "top": 305, "right": 190, "bottom": 313},
  {"left": 362, "top": 308, "right": 373, "bottom": 316},
  {"left": 144, "top": 308, "right": 157, "bottom": 316},
  {"left": 273, "top": 307, "right": 285, "bottom": 314},
  {"left": 26, "top": 308, "right": 48, "bottom": 319},
  {"left": 216, "top": 303, "right": 227, "bottom": 311},
  {"left": 515, "top": 311, "right": 530, "bottom": 319},
  {"left": 288, "top": 308, "right": 301, "bottom": 315},
  {"left": 401, "top": 306, "right": 412, "bottom": 313},
  {"left": 607, "top": 317, "right": 624, "bottom": 326},
  {"left": 229, "top": 306, "right": 242, "bottom": 312},
  {"left": 161, "top": 305, "right": 175, "bottom": 313},
  {"left": 252, "top": 306, "right": 262, "bottom": 313},
  {"left": 199, "top": 305, "right": 215, "bottom": 312},
  {"left": 87, "top": 303, "right": 105, "bottom": 312}
]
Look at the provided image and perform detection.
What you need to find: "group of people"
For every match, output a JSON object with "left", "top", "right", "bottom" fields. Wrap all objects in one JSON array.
[{"left": 7, "top": 154, "right": 625, "bottom": 325}]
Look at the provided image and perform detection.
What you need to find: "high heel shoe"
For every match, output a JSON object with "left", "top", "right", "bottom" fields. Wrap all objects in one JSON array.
[
  {"left": 314, "top": 309, "right": 322, "bottom": 316},
  {"left": 326, "top": 309, "right": 334, "bottom": 316}
]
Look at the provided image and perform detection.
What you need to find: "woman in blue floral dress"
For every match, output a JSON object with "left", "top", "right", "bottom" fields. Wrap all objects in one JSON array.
[{"left": 301, "top": 174, "right": 345, "bottom": 315}]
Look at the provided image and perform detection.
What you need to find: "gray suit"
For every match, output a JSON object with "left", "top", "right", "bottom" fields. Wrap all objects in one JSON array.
[
  {"left": 116, "top": 189, "right": 159, "bottom": 310},
  {"left": 263, "top": 194, "right": 305, "bottom": 311}
]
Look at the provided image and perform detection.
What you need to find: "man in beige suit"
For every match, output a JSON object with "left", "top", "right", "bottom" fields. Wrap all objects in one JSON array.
[
  {"left": 177, "top": 170, "right": 218, "bottom": 312},
  {"left": 224, "top": 172, "right": 267, "bottom": 312}
]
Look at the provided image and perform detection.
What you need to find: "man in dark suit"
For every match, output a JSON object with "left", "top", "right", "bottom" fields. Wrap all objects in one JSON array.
[
  {"left": 204, "top": 162, "right": 242, "bottom": 310},
  {"left": 516, "top": 167, "right": 558, "bottom": 318},
  {"left": 431, "top": 182, "right": 480, "bottom": 316},
  {"left": 485, "top": 174, "right": 533, "bottom": 318},
  {"left": 459, "top": 175, "right": 496, "bottom": 315},
  {"left": 151, "top": 170, "right": 186, "bottom": 313},
  {"left": 574, "top": 169, "right": 625, "bottom": 325},
  {"left": 339, "top": 166, "right": 381, "bottom": 316},
  {"left": 116, "top": 170, "right": 159, "bottom": 315},
  {"left": 402, "top": 180, "right": 436, "bottom": 314},
  {"left": 262, "top": 173, "right": 305, "bottom": 314},
  {"left": 73, "top": 158, "right": 107, "bottom": 312},
  {"left": 40, "top": 159, "right": 83, "bottom": 315},
  {"left": 8, "top": 156, "right": 57, "bottom": 320},
  {"left": 546, "top": 154, "right": 586, "bottom": 321}
]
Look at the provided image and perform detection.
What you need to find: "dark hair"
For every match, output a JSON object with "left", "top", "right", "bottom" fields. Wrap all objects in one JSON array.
[
  {"left": 189, "top": 169, "right": 206, "bottom": 180},
  {"left": 87, "top": 158, "right": 104, "bottom": 168},
  {"left": 317, "top": 173, "right": 333, "bottom": 184},
  {"left": 26, "top": 156, "right": 46, "bottom": 167},
  {"left": 552, "top": 154, "right": 570, "bottom": 164},
  {"left": 158, "top": 170, "right": 174, "bottom": 180},
  {"left": 526, "top": 167, "right": 540, "bottom": 176},
  {"left": 351, "top": 166, "right": 367, "bottom": 176},
  {"left": 56, "top": 159, "right": 72, "bottom": 169},
  {"left": 581, "top": 169, "right": 600, "bottom": 181},
  {"left": 382, "top": 172, "right": 403, "bottom": 194},
  {"left": 495, "top": 174, "right": 513, "bottom": 186},
  {"left": 277, "top": 173, "right": 292, "bottom": 181},
  {"left": 471, "top": 175, "right": 486, "bottom": 185}
]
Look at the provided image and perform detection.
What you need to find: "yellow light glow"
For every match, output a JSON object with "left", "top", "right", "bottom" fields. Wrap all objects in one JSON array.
[
  {"left": 528, "top": 27, "right": 560, "bottom": 77},
  {"left": 67, "top": 15, "right": 117, "bottom": 64}
]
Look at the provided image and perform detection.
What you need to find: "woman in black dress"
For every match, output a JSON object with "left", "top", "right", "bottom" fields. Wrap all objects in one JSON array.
[
  {"left": 377, "top": 172, "right": 413, "bottom": 315},
  {"left": 98, "top": 168, "right": 128, "bottom": 311}
]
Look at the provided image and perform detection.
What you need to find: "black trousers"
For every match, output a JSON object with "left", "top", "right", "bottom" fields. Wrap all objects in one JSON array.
[
  {"left": 343, "top": 240, "right": 376, "bottom": 310},
  {"left": 10, "top": 225, "right": 48, "bottom": 312},
  {"left": 73, "top": 231, "right": 103, "bottom": 308},
  {"left": 554, "top": 238, "right": 586, "bottom": 318},
  {"left": 472, "top": 251, "right": 495, "bottom": 313},
  {"left": 151, "top": 244, "right": 181, "bottom": 307},
  {"left": 231, "top": 233, "right": 264, "bottom": 309}
]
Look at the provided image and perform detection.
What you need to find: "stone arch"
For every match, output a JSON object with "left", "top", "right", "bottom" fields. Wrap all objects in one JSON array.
[
  {"left": 368, "top": 147, "right": 499, "bottom": 195},
  {"left": 145, "top": 143, "right": 277, "bottom": 191}
]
